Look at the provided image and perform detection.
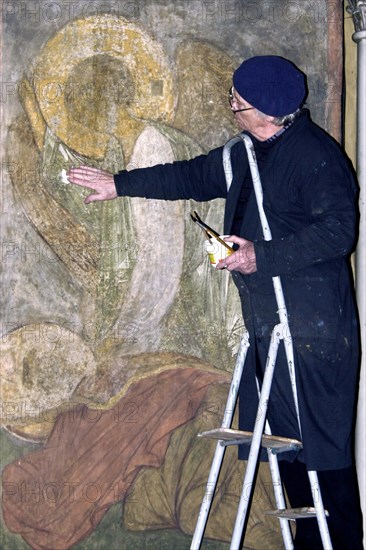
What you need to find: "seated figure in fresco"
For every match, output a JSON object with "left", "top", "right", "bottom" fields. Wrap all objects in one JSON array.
[{"left": 1, "top": 14, "right": 281, "bottom": 550}]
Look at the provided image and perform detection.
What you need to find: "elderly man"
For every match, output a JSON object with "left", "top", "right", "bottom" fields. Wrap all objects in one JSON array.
[{"left": 68, "top": 55, "right": 363, "bottom": 549}]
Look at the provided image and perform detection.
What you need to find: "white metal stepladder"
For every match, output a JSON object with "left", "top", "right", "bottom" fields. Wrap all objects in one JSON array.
[{"left": 190, "top": 134, "right": 333, "bottom": 550}]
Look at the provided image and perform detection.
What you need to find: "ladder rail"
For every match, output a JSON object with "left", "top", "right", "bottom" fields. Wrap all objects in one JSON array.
[
  {"left": 266, "top": 436, "right": 294, "bottom": 550},
  {"left": 230, "top": 324, "right": 282, "bottom": 549},
  {"left": 190, "top": 330, "right": 250, "bottom": 550},
  {"left": 239, "top": 135, "right": 331, "bottom": 548},
  {"left": 258, "top": 368, "right": 294, "bottom": 550},
  {"left": 240, "top": 135, "right": 302, "bottom": 434},
  {"left": 308, "top": 470, "right": 333, "bottom": 550}
]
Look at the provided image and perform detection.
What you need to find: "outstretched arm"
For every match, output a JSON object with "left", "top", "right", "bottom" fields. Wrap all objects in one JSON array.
[
  {"left": 67, "top": 145, "right": 229, "bottom": 204},
  {"left": 67, "top": 166, "right": 117, "bottom": 203}
]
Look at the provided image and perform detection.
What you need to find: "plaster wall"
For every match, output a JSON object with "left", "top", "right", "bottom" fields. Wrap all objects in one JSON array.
[{"left": 0, "top": 2, "right": 348, "bottom": 549}]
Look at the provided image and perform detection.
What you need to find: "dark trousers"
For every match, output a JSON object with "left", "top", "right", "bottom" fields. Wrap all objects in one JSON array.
[{"left": 278, "top": 459, "right": 364, "bottom": 550}]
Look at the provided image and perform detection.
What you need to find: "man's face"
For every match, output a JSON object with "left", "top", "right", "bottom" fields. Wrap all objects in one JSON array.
[
  {"left": 229, "top": 87, "right": 278, "bottom": 140},
  {"left": 229, "top": 87, "right": 259, "bottom": 132}
]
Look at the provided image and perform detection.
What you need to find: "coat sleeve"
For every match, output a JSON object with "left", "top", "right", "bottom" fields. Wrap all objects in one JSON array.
[
  {"left": 114, "top": 146, "right": 228, "bottom": 202},
  {"left": 254, "top": 152, "right": 358, "bottom": 276}
]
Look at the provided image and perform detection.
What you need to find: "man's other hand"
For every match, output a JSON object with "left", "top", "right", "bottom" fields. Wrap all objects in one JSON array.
[{"left": 216, "top": 235, "right": 257, "bottom": 274}]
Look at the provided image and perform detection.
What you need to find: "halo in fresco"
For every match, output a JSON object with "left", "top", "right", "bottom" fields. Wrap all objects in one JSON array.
[{"left": 31, "top": 14, "right": 175, "bottom": 158}]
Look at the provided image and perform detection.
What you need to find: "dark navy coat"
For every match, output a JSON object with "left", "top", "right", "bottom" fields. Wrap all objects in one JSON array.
[{"left": 115, "top": 110, "right": 360, "bottom": 470}]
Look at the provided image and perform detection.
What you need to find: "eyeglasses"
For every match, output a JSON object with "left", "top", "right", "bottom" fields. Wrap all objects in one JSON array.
[{"left": 229, "top": 86, "right": 255, "bottom": 113}]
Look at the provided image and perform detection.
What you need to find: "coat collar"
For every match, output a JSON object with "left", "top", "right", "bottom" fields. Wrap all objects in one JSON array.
[{"left": 223, "top": 109, "right": 310, "bottom": 236}]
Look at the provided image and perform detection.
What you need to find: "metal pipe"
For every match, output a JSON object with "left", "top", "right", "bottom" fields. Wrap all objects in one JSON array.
[
  {"left": 346, "top": 1, "right": 366, "bottom": 539},
  {"left": 354, "top": 26, "right": 366, "bottom": 541}
]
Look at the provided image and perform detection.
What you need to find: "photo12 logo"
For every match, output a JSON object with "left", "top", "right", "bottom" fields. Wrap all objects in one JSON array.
[{"left": 2, "top": 1, "right": 140, "bottom": 24}]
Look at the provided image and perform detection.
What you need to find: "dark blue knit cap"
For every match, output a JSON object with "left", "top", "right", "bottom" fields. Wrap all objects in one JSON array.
[{"left": 233, "top": 55, "right": 306, "bottom": 117}]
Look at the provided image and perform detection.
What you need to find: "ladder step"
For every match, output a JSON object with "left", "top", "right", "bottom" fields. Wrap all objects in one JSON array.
[
  {"left": 198, "top": 428, "right": 302, "bottom": 453},
  {"left": 265, "top": 507, "right": 329, "bottom": 520}
]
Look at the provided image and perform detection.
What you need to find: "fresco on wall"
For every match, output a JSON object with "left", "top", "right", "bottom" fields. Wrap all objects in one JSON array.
[{"left": 1, "top": 1, "right": 343, "bottom": 548}]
